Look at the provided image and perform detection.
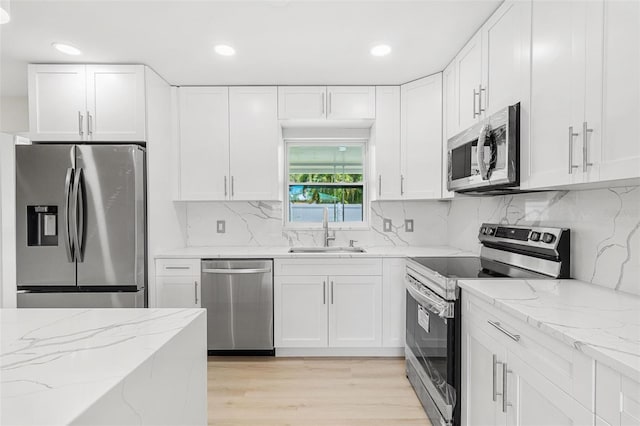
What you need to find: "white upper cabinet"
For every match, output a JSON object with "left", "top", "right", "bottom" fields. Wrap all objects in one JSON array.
[
  {"left": 401, "top": 74, "right": 443, "bottom": 200},
  {"left": 85, "top": 65, "right": 146, "bottom": 141},
  {"left": 526, "top": 0, "right": 586, "bottom": 189},
  {"left": 278, "top": 86, "right": 375, "bottom": 120},
  {"left": 455, "top": 31, "right": 484, "bottom": 132},
  {"left": 177, "top": 87, "right": 230, "bottom": 200},
  {"left": 229, "top": 87, "right": 280, "bottom": 201},
  {"left": 372, "top": 86, "right": 402, "bottom": 200},
  {"left": 28, "top": 64, "right": 146, "bottom": 142},
  {"left": 481, "top": 0, "right": 531, "bottom": 117},
  {"left": 277, "top": 86, "right": 326, "bottom": 120},
  {"left": 28, "top": 65, "right": 87, "bottom": 141},
  {"left": 326, "top": 86, "right": 376, "bottom": 120},
  {"left": 590, "top": 0, "right": 640, "bottom": 183}
]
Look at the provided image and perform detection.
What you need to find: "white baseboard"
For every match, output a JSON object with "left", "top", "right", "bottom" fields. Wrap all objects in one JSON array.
[{"left": 275, "top": 347, "right": 405, "bottom": 357}]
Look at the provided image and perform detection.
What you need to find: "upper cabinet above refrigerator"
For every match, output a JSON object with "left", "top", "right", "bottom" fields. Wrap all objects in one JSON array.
[
  {"left": 28, "top": 64, "right": 147, "bottom": 142},
  {"left": 278, "top": 86, "right": 375, "bottom": 121}
]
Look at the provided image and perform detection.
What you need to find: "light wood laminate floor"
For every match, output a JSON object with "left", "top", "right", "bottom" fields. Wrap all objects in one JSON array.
[{"left": 208, "top": 357, "right": 430, "bottom": 426}]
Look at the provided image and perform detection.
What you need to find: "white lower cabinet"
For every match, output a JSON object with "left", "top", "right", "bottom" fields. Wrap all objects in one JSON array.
[
  {"left": 155, "top": 259, "right": 201, "bottom": 308},
  {"left": 156, "top": 275, "right": 201, "bottom": 308},
  {"left": 462, "top": 291, "right": 595, "bottom": 426},
  {"left": 274, "top": 258, "right": 383, "bottom": 350},
  {"left": 596, "top": 362, "right": 640, "bottom": 426},
  {"left": 382, "top": 258, "right": 405, "bottom": 348}
]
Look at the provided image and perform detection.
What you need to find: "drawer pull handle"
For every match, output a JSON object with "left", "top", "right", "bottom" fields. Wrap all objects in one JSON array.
[
  {"left": 165, "top": 266, "right": 191, "bottom": 270},
  {"left": 488, "top": 320, "right": 520, "bottom": 342}
]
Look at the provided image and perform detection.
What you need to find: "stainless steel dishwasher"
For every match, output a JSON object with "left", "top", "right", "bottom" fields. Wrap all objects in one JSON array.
[{"left": 201, "top": 259, "right": 274, "bottom": 355}]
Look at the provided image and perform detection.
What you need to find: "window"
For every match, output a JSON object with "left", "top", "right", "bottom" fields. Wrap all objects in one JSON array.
[{"left": 286, "top": 143, "right": 366, "bottom": 226}]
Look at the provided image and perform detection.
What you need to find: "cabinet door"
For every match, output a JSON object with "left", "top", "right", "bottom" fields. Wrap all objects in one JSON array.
[
  {"left": 442, "top": 62, "right": 457, "bottom": 199},
  {"left": 274, "top": 275, "right": 328, "bottom": 348},
  {"left": 85, "top": 65, "right": 146, "bottom": 141},
  {"left": 506, "top": 351, "right": 594, "bottom": 426},
  {"left": 481, "top": 0, "right": 531, "bottom": 117},
  {"left": 592, "top": 0, "right": 640, "bottom": 183},
  {"left": 372, "top": 86, "right": 402, "bottom": 200},
  {"left": 278, "top": 86, "right": 326, "bottom": 119},
  {"left": 177, "top": 87, "right": 230, "bottom": 200},
  {"left": 462, "top": 315, "right": 506, "bottom": 426},
  {"left": 156, "top": 275, "right": 200, "bottom": 308},
  {"left": 382, "top": 258, "right": 405, "bottom": 348},
  {"left": 229, "top": 87, "right": 280, "bottom": 200},
  {"left": 526, "top": 0, "right": 586, "bottom": 189},
  {"left": 328, "top": 275, "right": 381, "bottom": 347},
  {"left": 400, "top": 74, "right": 443, "bottom": 200},
  {"left": 455, "top": 32, "right": 483, "bottom": 131},
  {"left": 326, "top": 86, "right": 375, "bottom": 120},
  {"left": 28, "top": 64, "right": 86, "bottom": 141}
]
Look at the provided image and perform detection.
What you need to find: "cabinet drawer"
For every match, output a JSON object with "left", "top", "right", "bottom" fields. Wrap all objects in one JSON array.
[
  {"left": 275, "top": 258, "right": 382, "bottom": 276},
  {"left": 463, "top": 291, "right": 594, "bottom": 410},
  {"left": 155, "top": 258, "right": 201, "bottom": 276}
]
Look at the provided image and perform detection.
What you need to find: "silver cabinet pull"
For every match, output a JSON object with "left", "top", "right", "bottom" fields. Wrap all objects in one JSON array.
[
  {"left": 502, "top": 362, "right": 511, "bottom": 413},
  {"left": 479, "top": 85, "right": 486, "bottom": 113},
  {"left": 231, "top": 176, "right": 235, "bottom": 197},
  {"left": 165, "top": 266, "right": 191, "bottom": 270},
  {"left": 568, "top": 126, "right": 579, "bottom": 174},
  {"left": 400, "top": 175, "right": 405, "bottom": 195},
  {"left": 224, "top": 176, "right": 228, "bottom": 197},
  {"left": 78, "top": 111, "right": 84, "bottom": 136},
  {"left": 87, "top": 111, "right": 93, "bottom": 136},
  {"left": 378, "top": 175, "right": 382, "bottom": 197},
  {"left": 328, "top": 91, "right": 332, "bottom": 115},
  {"left": 488, "top": 320, "right": 520, "bottom": 342},
  {"left": 492, "top": 354, "right": 503, "bottom": 402},
  {"left": 583, "top": 121, "right": 594, "bottom": 169},
  {"left": 323, "top": 281, "right": 326, "bottom": 305},
  {"left": 194, "top": 280, "right": 199, "bottom": 304},
  {"left": 473, "top": 89, "right": 479, "bottom": 118},
  {"left": 322, "top": 92, "right": 326, "bottom": 115},
  {"left": 330, "top": 281, "right": 334, "bottom": 304}
]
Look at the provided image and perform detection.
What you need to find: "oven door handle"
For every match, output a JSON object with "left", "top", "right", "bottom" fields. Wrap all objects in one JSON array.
[{"left": 405, "top": 275, "right": 454, "bottom": 319}]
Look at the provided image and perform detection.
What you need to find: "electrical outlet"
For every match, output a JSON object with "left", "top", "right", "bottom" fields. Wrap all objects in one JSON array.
[
  {"left": 383, "top": 218, "right": 392, "bottom": 232},
  {"left": 216, "top": 220, "right": 226, "bottom": 233},
  {"left": 405, "top": 219, "right": 414, "bottom": 232}
]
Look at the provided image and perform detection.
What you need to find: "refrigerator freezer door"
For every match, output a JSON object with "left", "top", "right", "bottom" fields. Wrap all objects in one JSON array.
[
  {"left": 16, "top": 145, "right": 77, "bottom": 287},
  {"left": 75, "top": 145, "right": 145, "bottom": 289},
  {"left": 17, "top": 290, "right": 144, "bottom": 308}
]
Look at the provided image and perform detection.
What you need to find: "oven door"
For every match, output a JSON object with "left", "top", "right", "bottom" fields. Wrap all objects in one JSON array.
[
  {"left": 447, "top": 103, "right": 519, "bottom": 192},
  {"left": 405, "top": 277, "right": 457, "bottom": 425}
]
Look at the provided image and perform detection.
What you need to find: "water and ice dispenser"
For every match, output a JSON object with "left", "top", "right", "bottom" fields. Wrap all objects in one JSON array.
[{"left": 26, "top": 205, "right": 58, "bottom": 246}]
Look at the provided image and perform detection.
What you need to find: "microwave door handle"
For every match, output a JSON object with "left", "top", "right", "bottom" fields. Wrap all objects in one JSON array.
[{"left": 477, "top": 124, "right": 491, "bottom": 180}]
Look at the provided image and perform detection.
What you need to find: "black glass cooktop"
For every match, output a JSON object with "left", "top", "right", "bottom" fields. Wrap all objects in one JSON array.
[{"left": 408, "top": 256, "right": 544, "bottom": 279}]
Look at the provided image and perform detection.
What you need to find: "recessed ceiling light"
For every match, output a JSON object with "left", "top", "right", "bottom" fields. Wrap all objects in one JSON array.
[
  {"left": 370, "top": 44, "right": 392, "bottom": 57},
  {"left": 52, "top": 42, "right": 82, "bottom": 56},
  {"left": 214, "top": 44, "right": 236, "bottom": 56}
]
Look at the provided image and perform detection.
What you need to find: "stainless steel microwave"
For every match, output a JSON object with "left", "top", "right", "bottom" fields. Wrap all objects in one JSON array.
[{"left": 447, "top": 103, "right": 519, "bottom": 193}]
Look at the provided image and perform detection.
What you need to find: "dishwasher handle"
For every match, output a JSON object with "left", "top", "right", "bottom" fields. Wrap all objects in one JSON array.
[{"left": 202, "top": 268, "right": 272, "bottom": 274}]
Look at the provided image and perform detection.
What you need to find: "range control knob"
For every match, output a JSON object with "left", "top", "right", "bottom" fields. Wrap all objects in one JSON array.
[
  {"left": 542, "top": 232, "right": 556, "bottom": 244},
  {"left": 486, "top": 228, "right": 495, "bottom": 236},
  {"left": 529, "top": 231, "right": 541, "bottom": 242}
]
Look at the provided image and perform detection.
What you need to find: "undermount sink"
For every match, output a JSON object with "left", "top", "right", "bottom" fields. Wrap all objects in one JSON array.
[{"left": 288, "top": 246, "right": 367, "bottom": 254}]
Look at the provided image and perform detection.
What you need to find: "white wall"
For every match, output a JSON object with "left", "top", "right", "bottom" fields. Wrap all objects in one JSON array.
[
  {"left": 0, "top": 133, "right": 16, "bottom": 307},
  {"left": 0, "top": 96, "right": 29, "bottom": 134}
]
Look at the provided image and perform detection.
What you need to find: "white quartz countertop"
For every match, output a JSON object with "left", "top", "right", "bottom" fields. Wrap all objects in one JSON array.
[
  {"left": 156, "top": 245, "right": 475, "bottom": 259},
  {"left": 0, "top": 308, "right": 206, "bottom": 426},
  {"left": 458, "top": 279, "right": 640, "bottom": 381}
]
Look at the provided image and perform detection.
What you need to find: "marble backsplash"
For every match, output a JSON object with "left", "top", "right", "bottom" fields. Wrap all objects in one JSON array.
[
  {"left": 184, "top": 185, "right": 639, "bottom": 295},
  {"left": 447, "top": 186, "right": 640, "bottom": 296},
  {"left": 185, "top": 200, "right": 450, "bottom": 248}
]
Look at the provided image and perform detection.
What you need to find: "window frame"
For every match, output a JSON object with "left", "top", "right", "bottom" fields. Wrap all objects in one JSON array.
[{"left": 284, "top": 140, "right": 369, "bottom": 230}]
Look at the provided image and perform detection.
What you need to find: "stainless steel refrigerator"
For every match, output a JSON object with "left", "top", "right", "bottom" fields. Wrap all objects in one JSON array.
[{"left": 16, "top": 144, "right": 146, "bottom": 308}]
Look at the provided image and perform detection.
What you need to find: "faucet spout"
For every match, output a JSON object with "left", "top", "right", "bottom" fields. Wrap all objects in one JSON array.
[{"left": 322, "top": 207, "right": 335, "bottom": 247}]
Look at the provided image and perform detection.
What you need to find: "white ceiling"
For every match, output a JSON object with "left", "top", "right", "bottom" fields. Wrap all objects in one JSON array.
[{"left": 0, "top": 0, "right": 501, "bottom": 97}]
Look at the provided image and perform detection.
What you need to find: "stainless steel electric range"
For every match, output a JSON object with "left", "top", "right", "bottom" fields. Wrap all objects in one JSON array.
[{"left": 405, "top": 223, "right": 571, "bottom": 426}]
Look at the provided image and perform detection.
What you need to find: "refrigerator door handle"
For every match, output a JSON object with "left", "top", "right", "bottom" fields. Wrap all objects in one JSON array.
[
  {"left": 64, "top": 167, "right": 75, "bottom": 262},
  {"left": 72, "top": 168, "right": 85, "bottom": 262}
]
